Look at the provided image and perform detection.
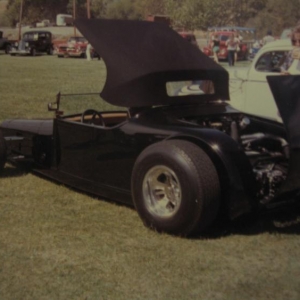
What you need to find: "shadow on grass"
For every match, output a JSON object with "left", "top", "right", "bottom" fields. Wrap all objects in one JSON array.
[
  {"left": 5, "top": 164, "right": 300, "bottom": 239},
  {"left": 1, "top": 164, "right": 30, "bottom": 177},
  {"left": 201, "top": 205, "right": 300, "bottom": 240}
]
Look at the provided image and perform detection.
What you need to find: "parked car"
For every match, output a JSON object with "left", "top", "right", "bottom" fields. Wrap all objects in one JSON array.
[
  {"left": 66, "top": 36, "right": 89, "bottom": 58},
  {"left": 10, "top": 30, "right": 53, "bottom": 56},
  {"left": 228, "top": 39, "right": 296, "bottom": 121},
  {"left": 55, "top": 36, "right": 87, "bottom": 57},
  {"left": 1, "top": 20, "right": 300, "bottom": 237},
  {"left": 203, "top": 27, "right": 256, "bottom": 61},
  {"left": 55, "top": 36, "right": 99, "bottom": 59},
  {"left": 0, "top": 31, "right": 13, "bottom": 54}
]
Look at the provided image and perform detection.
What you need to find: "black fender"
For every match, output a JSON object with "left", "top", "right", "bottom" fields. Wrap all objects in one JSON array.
[
  {"left": 167, "top": 129, "right": 257, "bottom": 219},
  {"left": 1, "top": 119, "right": 53, "bottom": 135},
  {"left": 0, "top": 120, "right": 54, "bottom": 166},
  {"left": 0, "top": 131, "right": 7, "bottom": 171}
]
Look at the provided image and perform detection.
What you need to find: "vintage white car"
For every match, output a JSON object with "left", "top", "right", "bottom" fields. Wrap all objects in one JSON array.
[{"left": 228, "top": 39, "right": 300, "bottom": 122}]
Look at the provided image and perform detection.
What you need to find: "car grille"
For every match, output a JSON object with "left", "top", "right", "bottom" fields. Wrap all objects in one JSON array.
[{"left": 18, "top": 41, "right": 26, "bottom": 50}]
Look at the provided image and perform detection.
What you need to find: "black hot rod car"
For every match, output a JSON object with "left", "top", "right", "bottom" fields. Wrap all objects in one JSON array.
[{"left": 0, "top": 19, "right": 300, "bottom": 236}]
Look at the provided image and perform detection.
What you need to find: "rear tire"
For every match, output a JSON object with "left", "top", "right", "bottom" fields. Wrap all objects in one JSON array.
[
  {"left": 47, "top": 47, "right": 53, "bottom": 55},
  {"left": 0, "top": 132, "right": 7, "bottom": 173},
  {"left": 132, "top": 140, "right": 220, "bottom": 236},
  {"left": 5, "top": 44, "right": 11, "bottom": 54},
  {"left": 31, "top": 48, "right": 36, "bottom": 56}
]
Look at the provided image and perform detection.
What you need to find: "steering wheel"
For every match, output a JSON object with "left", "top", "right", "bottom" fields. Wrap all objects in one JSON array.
[{"left": 81, "top": 109, "right": 105, "bottom": 126}]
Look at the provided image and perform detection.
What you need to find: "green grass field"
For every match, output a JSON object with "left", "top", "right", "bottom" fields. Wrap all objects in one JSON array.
[{"left": 0, "top": 53, "right": 300, "bottom": 300}]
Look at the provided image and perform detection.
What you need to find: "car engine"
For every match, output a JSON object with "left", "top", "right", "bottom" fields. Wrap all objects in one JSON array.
[{"left": 181, "top": 113, "right": 289, "bottom": 203}]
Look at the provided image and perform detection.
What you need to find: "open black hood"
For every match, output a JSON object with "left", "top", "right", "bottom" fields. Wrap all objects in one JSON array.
[
  {"left": 267, "top": 75, "right": 300, "bottom": 195},
  {"left": 74, "top": 18, "right": 229, "bottom": 108},
  {"left": 267, "top": 75, "right": 300, "bottom": 149}
]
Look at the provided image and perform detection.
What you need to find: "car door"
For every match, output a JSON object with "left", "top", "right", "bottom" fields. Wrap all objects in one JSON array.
[
  {"left": 244, "top": 50, "right": 288, "bottom": 121},
  {"left": 37, "top": 32, "right": 49, "bottom": 51},
  {"left": 55, "top": 119, "right": 96, "bottom": 181},
  {"left": 54, "top": 117, "right": 137, "bottom": 192}
]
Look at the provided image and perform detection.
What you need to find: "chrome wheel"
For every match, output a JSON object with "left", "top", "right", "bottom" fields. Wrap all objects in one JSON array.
[{"left": 142, "top": 165, "right": 181, "bottom": 218}]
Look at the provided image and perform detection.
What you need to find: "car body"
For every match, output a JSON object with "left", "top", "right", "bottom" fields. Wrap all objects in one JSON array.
[
  {"left": 1, "top": 19, "right": 300, "bottom": 237},
  {"left": 10, "top": 30, "right": 53, "bottom": 56},
  {"left": 55, "top": 36, "right": 88, "bottom": 57},
  {"left": 280, "top": 28, "right": 292, "bottom": 40},
  {"left": 228, "top": 39, "right": 298, "bottom": 122},
  {"left": 55, "top": 36, "right": 99, "bottom": 59},
  {"left": 202, "top": 28, "right": 252, "bottom": 61},
  {"left": 66, "top": 36, "right": 89, "bottom": 58},
  {"left": 0, "top": 30, "right": 13, "bottom": 54},
  {"left": 54, "top": 40, "right": 69, "bottom": 57}
]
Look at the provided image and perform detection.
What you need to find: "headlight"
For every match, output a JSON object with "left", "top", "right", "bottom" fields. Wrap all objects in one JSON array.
[{"left": 25, "top": 42, "right": 29, "bottom": 47}]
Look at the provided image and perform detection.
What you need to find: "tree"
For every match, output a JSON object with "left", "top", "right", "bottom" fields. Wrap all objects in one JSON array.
[
  {"left": 247, "top": 0, "right": 300, "bottom": 36},
  {"left": 135, "top": 0, "right": 166, "bottom": 18},
  {"left": 105, "top": 0, "right": 142, "bottom": 20},
  {"left": 5, "top": 0, "right": 69, "bottom": 26},
  {"left": 67, "top": 0, "right": 87, "bottom": 18},
  {"left": 91, "top": 0, "right": 110, "bottom": 18}
]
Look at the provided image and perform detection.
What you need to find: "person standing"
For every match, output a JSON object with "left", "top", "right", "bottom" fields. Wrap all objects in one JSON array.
[
  {"left": 211, "top": 34, "right": 220, "bottom": 63},
  {"left": 234, "top": 31, "right": 241, "bottom": 63},
  {"left": 226, "top": 33, "right": 239, "bottom": 66},
  {"left": 262, "top": 30, "right": 275, "bottom": 45},
  {"left": 280, "top": 25, "right": 300, "bottom": 74},
  {"left": 86, "top": 43, "right": 92, "bottom": 61}
]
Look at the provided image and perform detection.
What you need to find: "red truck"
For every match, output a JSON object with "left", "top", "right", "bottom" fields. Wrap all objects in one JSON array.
[
  {"left": 202, "top": 27, "right": 256, "bottom": 61},
  {"left": 55, "top": 36, "right": 88, "bottom": 58},
  {"left": 55, "top": 36, "right": 99, "bottom": 59}
]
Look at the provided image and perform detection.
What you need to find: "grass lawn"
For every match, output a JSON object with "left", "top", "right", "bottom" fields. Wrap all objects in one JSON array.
[{"left": 0, "top": 53, "right": 300, "bottom": 300}]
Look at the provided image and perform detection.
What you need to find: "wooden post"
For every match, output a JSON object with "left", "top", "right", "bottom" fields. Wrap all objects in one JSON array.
[
  {"left": 87, "top": 0, "right": 91, "bottom": 19},
  {"left": 73, "top": 0, "right": 76, "bottom": 36},
  {"left": 18, "top": 0, "right": 23, "bottom": 41}
]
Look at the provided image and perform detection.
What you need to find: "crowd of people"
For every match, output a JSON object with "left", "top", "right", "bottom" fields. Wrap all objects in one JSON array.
[
  {"left": 210, "top": 23, "right": 300, "bottom": 72},
  {"left": 280, "top": 25, "right": 300, "bottom": 74},
  {"left": 211, "top": 30, "right": 243, "bottom": 66}
]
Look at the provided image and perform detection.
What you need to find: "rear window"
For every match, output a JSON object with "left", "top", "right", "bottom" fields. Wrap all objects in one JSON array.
[
  {"left": 166, "top": 80, "right": 214, "bottom": 97},
  {"left": 255, "top": 51, "right": 288, "bottom": 72}
]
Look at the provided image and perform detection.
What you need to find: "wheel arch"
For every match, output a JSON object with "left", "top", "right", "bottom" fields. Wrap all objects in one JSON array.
[
  {"left": 165, "top": 133, "right": 257, "bottom": 219},
  {"left": 0, "top": 130, "right": 7, "bottom": 172}
]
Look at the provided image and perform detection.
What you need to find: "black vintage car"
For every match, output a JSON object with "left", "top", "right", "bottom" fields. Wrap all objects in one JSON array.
[
  {"left": 10, "top": 30, "right": 53, "bottom": 56},
  {"left": 1, "top": 19, "right": 300, "bottom": 236}
]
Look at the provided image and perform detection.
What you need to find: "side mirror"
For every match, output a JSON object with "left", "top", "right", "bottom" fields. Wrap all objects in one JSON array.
[{"left": 48, "top": 92, "right": 63, "bottom": 116}]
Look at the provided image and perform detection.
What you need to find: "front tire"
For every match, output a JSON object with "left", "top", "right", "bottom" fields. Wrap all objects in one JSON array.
[
  {"left": 0, "top": 132, "right": 7, "bottom": 173},
  {"left": 47, "top": 47, "right": 53, "bottom": 55},
  {"left": 132, "top": 140, "right": 220, "bottom": 236},
  {"left": 5, "top": 44, "right": 11, "bottom": 54},
  {"left": 31, "top": 48, "right": 36, "bottom": 56}
]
